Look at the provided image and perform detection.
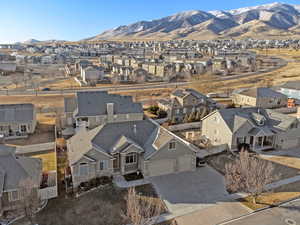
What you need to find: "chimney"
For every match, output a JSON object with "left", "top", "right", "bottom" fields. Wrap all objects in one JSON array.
[{"left": 107, "top": 103, "right": 114, "bottom": 116}]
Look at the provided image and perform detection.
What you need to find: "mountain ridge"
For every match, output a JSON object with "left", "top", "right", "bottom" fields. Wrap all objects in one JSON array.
[{"left": 87, "top": 2, "right": 300, "bottom": 40}]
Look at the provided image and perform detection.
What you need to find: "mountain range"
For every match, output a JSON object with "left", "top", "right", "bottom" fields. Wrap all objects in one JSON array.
[{"left": 87, "top": 2, "right": 300, "bottom": 40}]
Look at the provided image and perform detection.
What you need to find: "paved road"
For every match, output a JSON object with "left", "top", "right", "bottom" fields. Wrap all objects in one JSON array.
[{"left": 220, "top": 199, "right": 300, "bottom": 225}]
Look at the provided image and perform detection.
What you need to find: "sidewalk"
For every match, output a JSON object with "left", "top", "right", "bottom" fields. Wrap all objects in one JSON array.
[{"left": 113, "top": 175, "right": 150, "bottom": 188}]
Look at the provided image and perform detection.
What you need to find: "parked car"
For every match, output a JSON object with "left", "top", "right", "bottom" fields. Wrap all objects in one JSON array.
[
  {"left": 196, "top": 157, "right": 207, "bottom": 167},
  {"left": 42, "top": 87, "right": 51, "bottom": 91}
]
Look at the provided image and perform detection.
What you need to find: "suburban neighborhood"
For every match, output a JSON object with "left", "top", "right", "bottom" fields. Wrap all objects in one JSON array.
[{"left": 3, "top": 1, "right": 300, "bottom": 225}]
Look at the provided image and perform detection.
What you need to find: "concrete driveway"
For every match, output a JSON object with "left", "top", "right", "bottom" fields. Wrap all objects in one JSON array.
[{"left": 148, "top": 166, "right": 231, "bottom": 214}]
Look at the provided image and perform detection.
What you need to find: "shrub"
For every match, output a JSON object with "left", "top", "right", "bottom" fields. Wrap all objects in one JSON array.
[{"left": 148, "top": 105, "right": 159, "bottom": 114}]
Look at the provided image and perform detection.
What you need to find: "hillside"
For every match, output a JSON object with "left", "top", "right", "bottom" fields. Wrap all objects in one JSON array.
[{"left": 87, "top": 2, "right": 300, "bottom": 40}]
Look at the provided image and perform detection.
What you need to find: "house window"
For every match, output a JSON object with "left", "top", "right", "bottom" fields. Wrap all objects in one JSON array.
[
  {"left": 99, "top": 160, "right": 108, "bottom": 171},
  {"left": 125, "top": 153, "right": 137, "bottom": 164},
  {"left": 176, "top": 109, "right": 180, "bottom": 115},
  {"left": 20, "top": 125, "right": 27, "bottom": 132},
  {"left": 126, "top": 114, "right": 130, "bottom": 119},
  {"left": 79, "top": 163, "right": 89, "bottom": 176},
  {"left": 169, "top": 141, "right": 176, "bottom": 150},
  {"left": 9, "top": 191, "right": 20, "bottom": 202},
  {"left": 183, "top": 108, "right": 187, "bottom": 113}
]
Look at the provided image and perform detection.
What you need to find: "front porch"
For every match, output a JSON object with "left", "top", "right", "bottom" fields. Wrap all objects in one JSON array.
[{"left": 236, "top": 135, "right": 275, "bottom": 151}]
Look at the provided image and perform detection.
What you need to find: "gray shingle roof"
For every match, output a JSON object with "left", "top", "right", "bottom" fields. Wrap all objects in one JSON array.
[
  {"left": 0, "top": 153, "right": 41, "bottom": 191},
  {"left": 0, "top": 104, "right": 34, "bottom": 123},
  {"left": 236, "top": 87, "right": 287, "bottom": 98},
  {"left": 75, "top": 91, "right": 143, "bottom": 117},
  {"left": 216, "top": 107, "right": 297, "bottom": 133},
  {"left": 69, "top": 119, "right": 196, "bottom": 164},
  {"left": 281, "top": 81, "right": 300, "bottom": 91},
  {"left": 91, "top": 119, "right": 157, "bottom": 155}
]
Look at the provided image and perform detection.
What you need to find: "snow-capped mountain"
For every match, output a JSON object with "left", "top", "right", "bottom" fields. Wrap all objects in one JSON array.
[{"left": 87, "top": 2, "right": 300, "bottom": 40}]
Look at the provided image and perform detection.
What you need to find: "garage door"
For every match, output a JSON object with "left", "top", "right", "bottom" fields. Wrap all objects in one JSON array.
[
  {"left": 282, "top": 138, "right": 300, "bottom": 149},
  {"left": 178, "top": 155, "right": 193, "bottom": 172},
  {"left": 148, "top": 159, "right": 175, "bottom": 177}
]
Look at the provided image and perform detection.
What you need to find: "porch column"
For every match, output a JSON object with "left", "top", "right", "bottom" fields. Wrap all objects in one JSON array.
[
  {"left": 261, "top": 136, "right": 264, "bottom": 148},
  {"left": 252, "top": 136, "right": 256, "bottom": 150},
  {"left": 120, "top": 153, "right": 125, "bottom": 174}
]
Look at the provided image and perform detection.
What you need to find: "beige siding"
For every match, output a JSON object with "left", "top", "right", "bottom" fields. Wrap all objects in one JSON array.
[
  {"left": 72, "top": 153, "right": 113, "bottom": 188},
  {"left": 202, "top": 111, "right": 233, "bottom": 148},
  {"left": 143, "top": 140, "right": 196, "bottom": 177}
]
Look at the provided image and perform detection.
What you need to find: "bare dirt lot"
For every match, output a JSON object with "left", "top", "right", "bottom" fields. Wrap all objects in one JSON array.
[{"left": 190, "top": 49, "right": 300, "bottom": 94}]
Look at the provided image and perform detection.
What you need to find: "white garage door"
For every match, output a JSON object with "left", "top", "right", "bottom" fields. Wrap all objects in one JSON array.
[
  {"left": 282, "top": 138, "right": 300, "bottom": 149},
  {"left": 178, "top": 155, "right": 193, "bottom": 172},
  {"left": 148, "top": 159, "right": 175, "bottom": 177}
]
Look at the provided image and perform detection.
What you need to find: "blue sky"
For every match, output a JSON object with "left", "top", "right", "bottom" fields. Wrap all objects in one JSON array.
[{"left": 1, "top": 0, "right": 300, "bottom": 43}]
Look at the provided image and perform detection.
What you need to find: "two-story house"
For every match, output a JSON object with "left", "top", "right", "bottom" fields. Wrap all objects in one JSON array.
[
  {"left": 158, "top": 88, "right": 216, "bottom": 123},
  {"left": 0, "top": 144, "right": 42, "bottom": 216},
  {"left": 67, "top": 118, "right": 197, "bottom": 189},
  {"left": 201, "top": 107, "right": 300, "bottom": 151},
  {"left": 0, "top": 104, "right": 37, "bottom": 139},
  {"left": 63, "top": 91, "right": 144, "bottom": 129},
  {"left": 232, "top": 87, "right": 288, "bottom": 109}
]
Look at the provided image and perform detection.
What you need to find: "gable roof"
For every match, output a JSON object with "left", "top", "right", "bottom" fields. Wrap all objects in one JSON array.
[
  {"left": 281, "top": 81, "right": 300, "bottom": 91},
  {"left": 212, "top": 107, "right": 297, "bottom": 134},
  {"left": 235, "top": 87, "right": 287, "bottom": 99},
  {"left": 91, "top": 119, "right": 157, "bottom": 155},
  {"left": 75, "top": 91, "right": 143, "bottom": 117},
  {"left": 0, "top": 145, "right": 42, "bottom": 192},
  {"left": 69, "top": 119, "right": 196, "bottom": 165},
  {"left": 67, "top": 125, "right": 105, "bottom": 165},
  {"left": 0, "top": 104, "right": 34, "bottom": 123}
]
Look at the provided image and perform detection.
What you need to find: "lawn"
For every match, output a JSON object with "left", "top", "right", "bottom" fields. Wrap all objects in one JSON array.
[
  {"left": 261, "top": 155, "right": 300, "bottom": 170},
  {"left": 16, "top": 184, "right": 166, "bottom": 225},
  {"left": 239, "top": 180, "right": 300, "bottom": 210},
  {"left": 207, "top": 153, "right": 300, "bottom": 182}
]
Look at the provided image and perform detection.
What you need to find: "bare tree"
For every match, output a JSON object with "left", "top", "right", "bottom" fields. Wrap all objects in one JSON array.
[
  {"left": 19, "top": 178, "right": 41, "bottom": 225},
  {"left": 225, "top": 150, "right": 274, "bottom": 204},
  {"left": 124, "top": 187, "right": 163, "bottom": 225}
]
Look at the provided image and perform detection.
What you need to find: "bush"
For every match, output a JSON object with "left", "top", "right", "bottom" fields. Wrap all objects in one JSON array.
[
  {"left": 157, "top": 109, "right": 167, "bottom": 118},
  {"left": 148, "top": 105, "right": 159, "bottom": 114}
]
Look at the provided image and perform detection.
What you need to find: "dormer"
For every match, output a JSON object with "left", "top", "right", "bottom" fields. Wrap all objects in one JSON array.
[{"left": 251, "top": 112, "right": 266, "bottom": 126}]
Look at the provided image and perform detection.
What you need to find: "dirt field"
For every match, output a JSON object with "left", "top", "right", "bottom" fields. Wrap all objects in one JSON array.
[
  {"left": 39, "top": 77, "right": 80, "bottom": 89},
  {"left": 262, "top": 155, "right": 300, "bottom": 170},
  {"left": 240, "top": 180, "right": 300, "bottom": 210},
  {"left": 190, "top": 49, "right": 300, "bottom": 94}
]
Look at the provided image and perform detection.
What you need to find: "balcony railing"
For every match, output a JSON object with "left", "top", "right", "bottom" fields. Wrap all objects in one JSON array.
[{"left": 124, "top": 163, "right": 138, "bottom": 172}]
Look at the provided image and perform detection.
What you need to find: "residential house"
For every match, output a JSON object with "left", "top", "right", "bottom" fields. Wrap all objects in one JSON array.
[
  {"left": 279, "top": 81, "right": 300, "bottom": 100},
  {"left": 0, "top": 104, "right": 37, "bottom": 139},
  {"left": 81, "top": 66, "right": 105, "bottom": 84},
  {"left": 232, "top": 87, "right": 288, "bottom": 109},
  {"left": 0, "top": 144, "right": 42, "bottom": 215},
  {"left": 201, "top": 107, "right": 300, "bottom": 151},
  {"left": 158, "top": 88, "right": 216, "bottom": 123},
  {"left": 67, "top": 119, "right": 197, "bottom": 188},
  {"left": 63, "top": 91, "right": 144, "bottom": 129}
]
